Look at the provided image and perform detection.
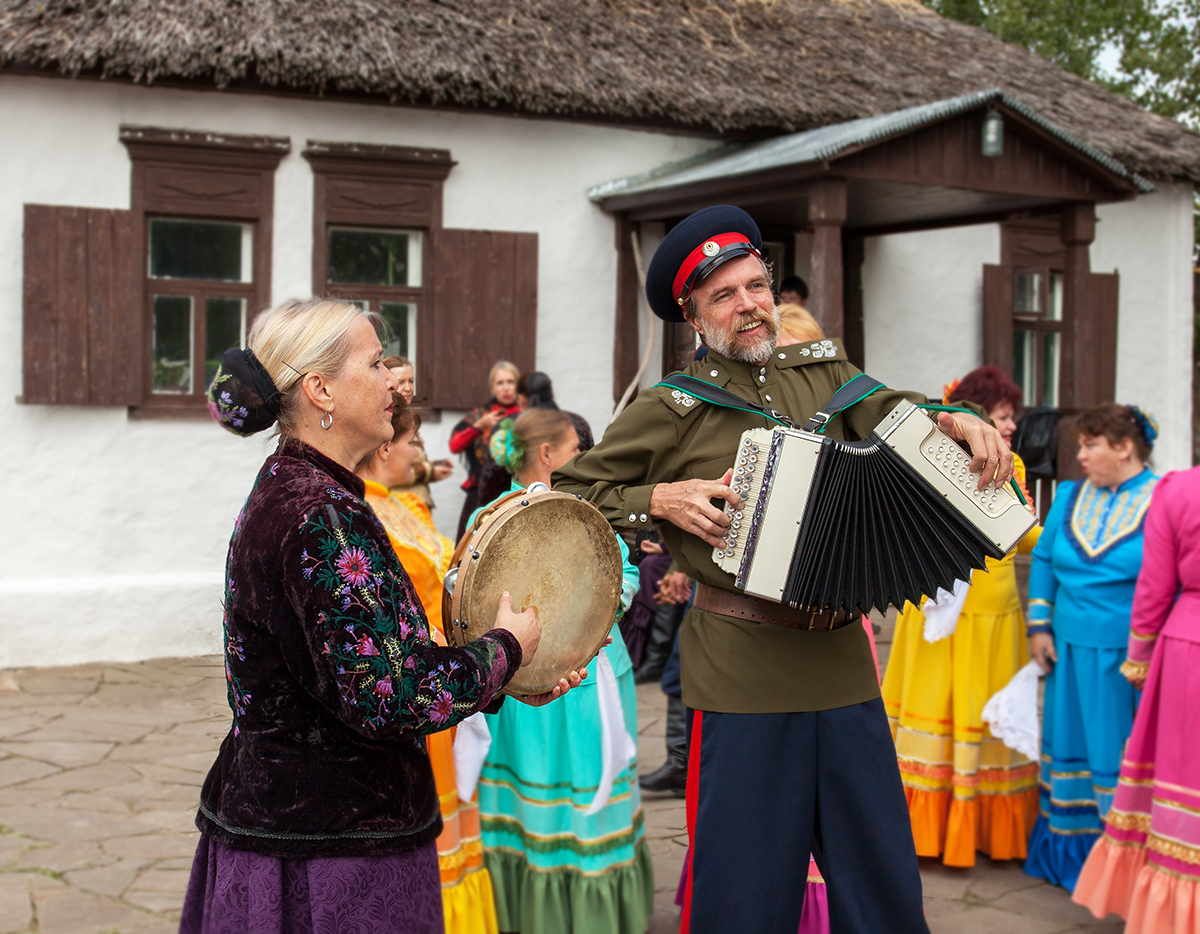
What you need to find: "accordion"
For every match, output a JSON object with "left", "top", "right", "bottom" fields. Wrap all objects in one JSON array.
[{"left": 713, "top": 399, "right": 1037, "bottom": 614}]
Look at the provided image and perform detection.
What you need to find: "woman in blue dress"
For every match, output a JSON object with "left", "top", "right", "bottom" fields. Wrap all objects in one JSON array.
[
  {"left": 1024, "top": 403, "right": 1160, "bottom": 891},
  {"left": 472, "top": 408, "right": 653, "bottom": 934}
]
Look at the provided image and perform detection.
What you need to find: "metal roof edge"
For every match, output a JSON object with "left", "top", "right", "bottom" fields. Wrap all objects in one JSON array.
[{"left": 589, "top": 87, "right": 1154, "bottom": 201}]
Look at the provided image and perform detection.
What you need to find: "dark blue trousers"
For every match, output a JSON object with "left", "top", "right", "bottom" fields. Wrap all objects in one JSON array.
[{"left": 682, "top": 698, "right": 929, "bottom": 934}]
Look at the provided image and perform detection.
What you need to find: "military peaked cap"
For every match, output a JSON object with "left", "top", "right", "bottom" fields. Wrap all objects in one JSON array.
[{"left": 645, "top": 205, "right": 763, "bottom": 323}]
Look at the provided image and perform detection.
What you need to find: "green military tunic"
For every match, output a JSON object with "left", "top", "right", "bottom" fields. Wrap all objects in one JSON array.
[{"left": 555, "top": 338, "right": 982, "bottom": 714}]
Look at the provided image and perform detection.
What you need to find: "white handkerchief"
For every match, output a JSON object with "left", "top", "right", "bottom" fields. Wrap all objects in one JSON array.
[
  {"left": 981, "top": 660, "right": 1043, "bottom": 761},
  {"left": 587, "top": 649, "right": 638, "bottom": 816},
  {"left": 453, "top": 711, "right": 491, "bottom": 804},
  {"left": 922, "top": 578, "right": 970, "bottom": 643}
]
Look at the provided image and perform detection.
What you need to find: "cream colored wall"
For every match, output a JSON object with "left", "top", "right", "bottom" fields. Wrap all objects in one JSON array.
[
  {"left": 0, "top": 75, "right": 710, "bottom": 667},
  {"left": 861, "top": 187, "right": 1193, "bottom": 472}
]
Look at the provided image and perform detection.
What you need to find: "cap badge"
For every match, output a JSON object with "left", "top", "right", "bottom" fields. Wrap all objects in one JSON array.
[{"left": 702, "top": 240, "right": 720, "bottom": 257}]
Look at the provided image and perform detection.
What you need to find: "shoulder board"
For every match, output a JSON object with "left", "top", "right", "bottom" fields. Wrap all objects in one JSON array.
[{"left": 775, "top": 338, "right": 846, "bottom": 368}]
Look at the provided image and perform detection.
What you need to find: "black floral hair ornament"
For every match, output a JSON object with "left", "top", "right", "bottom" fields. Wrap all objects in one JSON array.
[{"left": 207, "top": 347, "right": 283, "bottom": 436}]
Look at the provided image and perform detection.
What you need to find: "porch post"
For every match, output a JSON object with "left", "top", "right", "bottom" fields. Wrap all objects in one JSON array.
[
  {"left": 613, "top": 215, "right": 640, "bottom": 403},
  {"left": 808, "top": 178, "right": 848, "bottom": 338},
  {"left": 1060, "top": 202, "right": 1096, "bottom": 409}
]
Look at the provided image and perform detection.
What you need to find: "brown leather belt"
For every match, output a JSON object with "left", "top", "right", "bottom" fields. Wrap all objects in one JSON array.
[{"left": 694, "top": 583, "right": 856, "bottom": 632}]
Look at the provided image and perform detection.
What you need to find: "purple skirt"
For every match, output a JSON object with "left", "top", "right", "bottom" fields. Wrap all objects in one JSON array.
[{"left": 179, "top": 834, "right": 443, "bottom": 934}]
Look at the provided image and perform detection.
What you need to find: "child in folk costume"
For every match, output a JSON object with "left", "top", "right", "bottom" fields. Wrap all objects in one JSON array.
[
  {"left": 1025, "top": 404, "right": 1159, "bottom": 892},
  {"left": 1074, "top": 460, "right": 1200, "bottom": 933},
  {"left": 358, "top": 393, "right": 501, "bottom": 934},
  {"left": 474, "top": 409, "right": 652, "bottom": 934}
]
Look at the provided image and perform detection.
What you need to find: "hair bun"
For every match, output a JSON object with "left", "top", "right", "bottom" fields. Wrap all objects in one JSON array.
[
  {"left": 1127, "top": 405, "right": 1159, "bottom": 449},
  {"left": 488, "top": 418, "right": 525, "bottom": 473},
  {"left": 207, "top": 347, "right": 282, "bottom": 436}
]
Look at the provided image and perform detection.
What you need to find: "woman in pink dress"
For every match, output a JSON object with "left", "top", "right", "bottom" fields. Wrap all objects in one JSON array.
[{"left": 1074, "top": 464, "right": 1200, "bottom": 933}]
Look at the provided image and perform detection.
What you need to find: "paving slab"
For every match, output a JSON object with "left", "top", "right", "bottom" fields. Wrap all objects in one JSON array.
[{"left": 0, "top": 655, "right": 1130, "bottom": 933}]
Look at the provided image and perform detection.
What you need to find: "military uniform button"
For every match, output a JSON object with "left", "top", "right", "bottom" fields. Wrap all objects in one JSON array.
[
  {"left": 710, "top": 369, "right": 719, "bottom": 377},
  {"left": 778, "top": 353, "right": 786, "bottom": 359},
  {"left": 759, "top": 376, "right": 766, "bottom": 383},
  {"left": 765, "top": 395, "right": 772, "bottom": 403},
  {"left": 628, "top": 513, "right": 637, "bottom": 521},
  {"left": 639, "top": 514, "right": 648, "bottom": 522}
]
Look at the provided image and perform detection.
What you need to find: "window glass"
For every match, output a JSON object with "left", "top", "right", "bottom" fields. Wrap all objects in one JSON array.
[
  {"left": 1041, "top": 331, "right": 1060, "bottom": 407},
  {"left": 1014, "top": 272, "right": 1042, "bottom": 315},
  {"left": 328, "top": 228, "right": 423, "bottom": 286},
  {"left": 149, "top": 219, "right": 252, "bottom": 282},
  {"left": 152, "top": 295, "right": 194, "bottom": 394},
  {"left": 1047, "top": 273, "right": 1063, "bottom": 322},
  {"left": 1013, "top": 328, "right": 1036, "bottom": 404},
  {"left": 205, "top": 297, "right": 247, "bottom": 388},
  {"left": 379, "top": 302, "right": 416, "bottom": 360}
]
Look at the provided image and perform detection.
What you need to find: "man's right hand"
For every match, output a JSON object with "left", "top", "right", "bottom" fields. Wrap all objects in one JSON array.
[
  {"left": 648, "top": 469, "right": 742, "bottom": 548},
  {"left": 655, "top": 571, "right": 692, "bottom": 605},
  {"left": 494, "top": 591, "right": 540, "bottom": 666}
]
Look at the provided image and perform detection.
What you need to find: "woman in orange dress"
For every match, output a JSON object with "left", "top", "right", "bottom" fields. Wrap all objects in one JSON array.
[{"left": 358, "top": 392, "right": 499, "bottom": 934}]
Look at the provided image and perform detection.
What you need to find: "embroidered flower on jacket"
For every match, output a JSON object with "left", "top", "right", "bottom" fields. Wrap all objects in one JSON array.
[
  {"left": 336, "top": 547, "right": 371, "bottom": 585},
  {"left": 429, "top": 690, "right": 454, "bottom": 725},
  {"left": 356, "top": 634, "right": 381, "bottom": 657},
  {"left": 373, "top": 676, "right": 393, "bottom": 697}
]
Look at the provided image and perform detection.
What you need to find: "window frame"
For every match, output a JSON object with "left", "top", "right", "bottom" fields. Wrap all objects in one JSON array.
[
  {"left": 304, "top": 141, "right": 455, "bottom": 411},
  {"left": 121, "top": 125, "right": 289, "bottom": 417},
  {"left": 1011, "top": 264, "right": 1067, "bottom": 408}
]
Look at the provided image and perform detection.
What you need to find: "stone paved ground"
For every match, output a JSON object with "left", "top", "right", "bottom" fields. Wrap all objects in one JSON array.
[{"left": 0, "top": 652, "right": 1122, "bottom": 934}]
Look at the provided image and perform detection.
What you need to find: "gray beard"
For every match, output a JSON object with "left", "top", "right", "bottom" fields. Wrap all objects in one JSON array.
[{"left": 702, "top": 307, "right": 781, "bottom": 364}]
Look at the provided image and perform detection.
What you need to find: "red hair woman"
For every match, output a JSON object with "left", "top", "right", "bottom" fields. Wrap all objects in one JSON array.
[{"left": 881, "top": 365, "right": 1041, "bottom": 868}]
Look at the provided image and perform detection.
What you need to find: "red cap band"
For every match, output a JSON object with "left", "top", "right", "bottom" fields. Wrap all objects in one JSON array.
[{"left": 671, "top": 232, "right": 761, "bottom": 307}]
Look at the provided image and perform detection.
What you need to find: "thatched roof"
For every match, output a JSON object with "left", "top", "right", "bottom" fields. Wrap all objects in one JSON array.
[{"left": 3, "top": 0, "right": 1199, "bottom": 181}]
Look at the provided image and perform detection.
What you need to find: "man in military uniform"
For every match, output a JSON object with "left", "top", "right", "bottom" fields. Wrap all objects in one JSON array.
[{"left": 554, "top": 206, "right": 1013, "bottom": 934}]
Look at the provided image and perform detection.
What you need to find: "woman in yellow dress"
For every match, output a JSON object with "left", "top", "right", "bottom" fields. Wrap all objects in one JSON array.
[
  {"left": 357, "top": 392, "right": 499, "bottom": 934},
  {"left": 881, "top": 367, "right": 1042, "bottom": 868}
]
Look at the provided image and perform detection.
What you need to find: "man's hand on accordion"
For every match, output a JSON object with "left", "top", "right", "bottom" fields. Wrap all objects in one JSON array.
[
  {"left": 648, "top": 468, "right": 742, "bottom": 548},
  {"left": 937, "top": 412, "right": 1015, "bottom": 491}
]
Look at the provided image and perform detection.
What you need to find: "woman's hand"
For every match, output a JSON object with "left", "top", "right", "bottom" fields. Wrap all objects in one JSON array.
[
  {"left": 1030, "top": 632, "right": 1057, "bottom": 673},
  {"left": 513, "top": 668, "right": 587, "bottom": 707},
  {"left": 475, "top": 410, "right": 503, "bottom": 432},
  {"left": 655, "top": 572, "right": 692, "bottom": 605},
  {"left": 431, "top": 460, "right": 454, "bottom": 482},
  {"left": 938, "top": 412, "right": 1015, "bottom": 491},
  {"left": 494, "top": 592, "right": 540, "bottom": 667},
  {"left": 649, "top": 469, "right": 741, "bottom": 548}
]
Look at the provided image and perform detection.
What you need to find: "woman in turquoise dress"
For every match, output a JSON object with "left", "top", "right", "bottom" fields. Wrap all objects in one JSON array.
[
  {"left": 472, "top": 408, "right": 653, "bottom": 934},
  {"left": 1024, "top": 403, "right": 1160, "bottom": 892}
]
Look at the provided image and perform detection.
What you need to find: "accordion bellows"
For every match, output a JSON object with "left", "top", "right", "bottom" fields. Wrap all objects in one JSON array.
[{"left": 714, "top": 401, "right": 1037, "bottom": 614}]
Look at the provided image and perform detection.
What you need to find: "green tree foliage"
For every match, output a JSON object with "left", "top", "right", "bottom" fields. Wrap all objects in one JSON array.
[{"left": 928, "top": 0, "right": 1199, "bottom": 255}]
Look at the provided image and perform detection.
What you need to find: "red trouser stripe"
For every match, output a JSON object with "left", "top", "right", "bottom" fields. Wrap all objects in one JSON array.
[{"left": 680, "top": 709, "right": 704, "bottom": 934}]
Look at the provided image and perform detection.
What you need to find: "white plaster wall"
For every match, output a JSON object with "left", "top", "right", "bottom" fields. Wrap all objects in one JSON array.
[
  {"left": 0, "top": 75, "right": 710, "bottom": 668},
  {"left": 862, "top": 224, "right": 1000, "bottom": 399},
  {"left": 1093, "top": 181, "right": 1194, "bottom": 473},
  {"left": 861, "top": 187, "right": 1194, "bottom": 472}
]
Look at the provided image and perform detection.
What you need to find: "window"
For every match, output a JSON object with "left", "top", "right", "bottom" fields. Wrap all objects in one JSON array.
[
  {"left": 1011, "top": 268, "right": 1064, "bottom": 407},
  {"left": 122, "top": 125, "right": 288, "bottom": 413},
  {"left": 326, "top": 226, "right": 422, "bottom": 365},
  {"left": 147, "top": 219, "right": 254, "bottom": 395}
]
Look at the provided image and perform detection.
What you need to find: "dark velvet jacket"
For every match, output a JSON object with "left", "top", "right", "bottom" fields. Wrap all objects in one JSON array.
[{"left": 196, "top": 439, "right": 521, "bottom": 858}]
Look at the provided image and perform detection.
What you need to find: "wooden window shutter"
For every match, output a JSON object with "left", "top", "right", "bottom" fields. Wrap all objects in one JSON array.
[
  {"left": 428, "top": 229, "right": 537, "bottom": 410},
  {"left": 982, "top": 264, "right": 1014, "bottom": 375},
  {"left": 22, "top": 204, "right": 142, "bottom": 405},
  {"left": 1091, "top": 271, "right": 1119, "bottom": 403}
]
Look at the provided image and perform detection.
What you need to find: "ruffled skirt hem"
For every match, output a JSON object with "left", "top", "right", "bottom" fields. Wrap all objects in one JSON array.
[{"left": 905, "top": 786, "right": 1039, "bottom": 867}]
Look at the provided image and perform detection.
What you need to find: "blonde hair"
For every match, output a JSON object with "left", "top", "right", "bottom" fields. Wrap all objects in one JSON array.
[
  {"left": 490, "top": 409, "right": 575, "bottom": 476},
  {"left": 777, "top": 303, "right": 824, "bottom": 343},
  {"left": 248, "top": 297, "right": 375, "bottom": 436},
  {"left": 489, "top": 360, "right": 520, "bottom": 393}
]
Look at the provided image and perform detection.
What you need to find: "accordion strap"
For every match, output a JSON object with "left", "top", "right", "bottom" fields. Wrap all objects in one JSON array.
[{"left": 656, "top": 371, "right": 885, "bottom": 433}]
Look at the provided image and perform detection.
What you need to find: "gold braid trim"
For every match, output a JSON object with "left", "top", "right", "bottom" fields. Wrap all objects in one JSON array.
[
  {"left": 1149, "top": 833, "right": 1200, "bottom": 866},
  {"left": 1105, "top": 810, "right": 1152, "bottom": 833}
]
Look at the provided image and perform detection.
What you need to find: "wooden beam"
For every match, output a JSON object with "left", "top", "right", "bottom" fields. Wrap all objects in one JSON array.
[
  {"left": 808, "top": 179, "right": 847, "bottom": 338},
  {"left": 1060, "top": 202, "right": 1096, "bottom": 409},
  {"left": 613, "top": 216, "right": 641, "bottom": 403}
]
